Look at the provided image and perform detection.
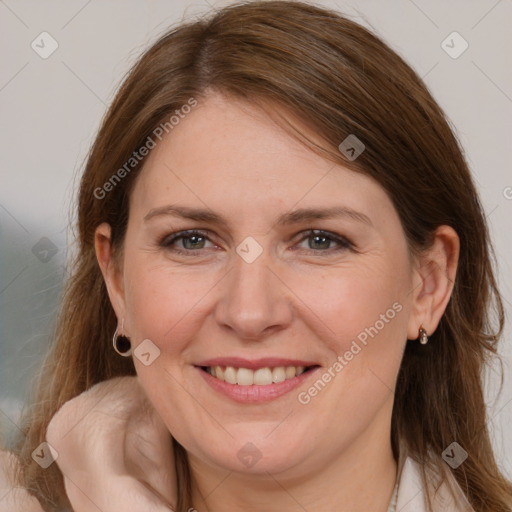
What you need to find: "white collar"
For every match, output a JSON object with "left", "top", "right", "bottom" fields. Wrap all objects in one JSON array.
[{"left": 393, "top": 454, "right": 475, "bottom": 512}]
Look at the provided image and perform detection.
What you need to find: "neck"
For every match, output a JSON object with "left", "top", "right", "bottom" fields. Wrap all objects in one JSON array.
[{"left": 187, "top": 401, "right": 397, "bottom": 512}]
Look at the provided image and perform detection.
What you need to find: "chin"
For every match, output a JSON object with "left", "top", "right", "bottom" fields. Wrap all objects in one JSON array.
[{"left": 185, "top": 430, "right": 314, "bottom": 476}]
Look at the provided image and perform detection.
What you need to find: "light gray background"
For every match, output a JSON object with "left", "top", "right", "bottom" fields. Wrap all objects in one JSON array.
[{"left": 1, "top": 0, "right": 511, "bottom": 477}]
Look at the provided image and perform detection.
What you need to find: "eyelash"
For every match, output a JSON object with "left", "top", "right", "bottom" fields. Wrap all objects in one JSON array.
[{"left": 159, "top": 229, "right": 353, "bottom": 256}]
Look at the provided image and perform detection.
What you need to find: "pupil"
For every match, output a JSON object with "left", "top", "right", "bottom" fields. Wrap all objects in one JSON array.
[
  {"left": 311, "top": 235, "right": 330, "bottom": 250},
  {"left": 184, "top": 235, "right": 204, "bottom": 249}
]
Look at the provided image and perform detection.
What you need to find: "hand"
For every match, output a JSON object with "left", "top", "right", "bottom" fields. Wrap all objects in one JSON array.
[
  {"left": 46, "top": 376, "right": 177, "bottom": 511},
  {"left": 0, "top": 450, "right": 45, "bottom": 512}
]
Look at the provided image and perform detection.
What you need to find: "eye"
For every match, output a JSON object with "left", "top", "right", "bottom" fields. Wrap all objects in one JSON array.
[
  {"left": 294, "top": 230, "right": 352, "bottom": 253},
  {"left": 160, "top": 230, "right": 216, "bottom": 254},
  {"left": 158, "top": 229, "right": 353, "bottom": 257}
]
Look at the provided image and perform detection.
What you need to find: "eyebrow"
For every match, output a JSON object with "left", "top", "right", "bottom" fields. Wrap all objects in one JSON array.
[{"left": 144, "top": 205, "right": 373, "bottom": 227}]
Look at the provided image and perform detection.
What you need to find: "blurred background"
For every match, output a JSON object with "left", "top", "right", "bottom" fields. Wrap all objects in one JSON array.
[{"left": 1, "top": 0, "right": 511, "bottom": 477}]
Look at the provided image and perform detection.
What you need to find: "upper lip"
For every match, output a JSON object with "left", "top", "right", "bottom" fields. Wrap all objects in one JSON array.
[{"left": 195, "top": 357, "right": 319, "bottom": 370}]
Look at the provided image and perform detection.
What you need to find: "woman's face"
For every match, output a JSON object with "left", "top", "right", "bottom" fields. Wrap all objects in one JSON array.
[{"left": 99, "top": 93, "right": 427, "bottom": 478}]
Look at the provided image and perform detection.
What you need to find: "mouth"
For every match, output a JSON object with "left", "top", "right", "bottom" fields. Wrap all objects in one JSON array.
[
  {"left": 199, "top": 364, "right": 316, "bottom": 385},
  {"left": 194, "top": 358, "right": 321, "bottom": 403}
]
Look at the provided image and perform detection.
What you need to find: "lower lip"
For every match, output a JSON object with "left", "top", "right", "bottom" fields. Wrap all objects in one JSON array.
[{"left": 196, "top": 366, "right": 320, "bottom": 403}]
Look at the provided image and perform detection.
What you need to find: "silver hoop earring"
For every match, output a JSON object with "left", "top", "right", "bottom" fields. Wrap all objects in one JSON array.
[
  {"left": 418, "top": 326, "right": 429, "bottom": 345},
  {"left": 113, "top": 319, "right": 132, "bottom": 356}
]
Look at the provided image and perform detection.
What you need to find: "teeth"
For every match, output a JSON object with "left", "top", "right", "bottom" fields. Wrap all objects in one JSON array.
[
  {"left": 224, "top": 366, "right": 237, "bottom": 384},
  {"left": 237, "top": 368, "right": 254, "bottom": 385},
  {"left": 253, "top": 368, "right": 272, "bottom": 385},
  {"left": 285, "top": 366, "right": 296, "bottom": 379},
  {"left": 272, "top": 366, "right": 286, "bottom": 383},
  {"left": 206, "top": 365, "right": 309, "bottom": 386}
]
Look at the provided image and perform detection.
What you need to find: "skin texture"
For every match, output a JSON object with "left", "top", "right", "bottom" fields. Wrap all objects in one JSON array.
[{"left": 95, "top": 93, "right": 459, "bottom": 512}]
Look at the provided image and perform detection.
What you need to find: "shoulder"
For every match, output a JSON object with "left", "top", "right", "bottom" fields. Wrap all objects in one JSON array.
[
  {"left": 0, "top": 450, "right": 45, "bottom": 512},
  {"left": 396, "top": 455, "right": 475, "bottom": 512}
]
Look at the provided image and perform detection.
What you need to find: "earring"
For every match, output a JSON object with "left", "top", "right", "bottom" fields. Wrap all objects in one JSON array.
[
  {"left": 113, "top": 319, "right": 132, "bottom": 356},
  {"left": 418, "top": 326, "right": 429, "bottom": 345}
]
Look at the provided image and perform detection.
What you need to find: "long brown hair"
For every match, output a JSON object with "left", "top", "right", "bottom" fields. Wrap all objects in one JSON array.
[{"left": 13, "top": 1, "right": 511, "bottom": 510}]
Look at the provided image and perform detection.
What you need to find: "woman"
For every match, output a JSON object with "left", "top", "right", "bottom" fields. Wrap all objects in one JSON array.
[{"left": 1, "top": 1, "right": 510, "bottom": 510}]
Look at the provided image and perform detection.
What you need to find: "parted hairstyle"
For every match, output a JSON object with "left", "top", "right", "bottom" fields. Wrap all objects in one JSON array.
[{"left": 12, "top": 1, "right": 511, "bottom": 510}]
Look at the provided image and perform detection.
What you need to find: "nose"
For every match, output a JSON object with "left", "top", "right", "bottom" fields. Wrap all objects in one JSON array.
[{"left": 214, "top": 249, "right": 293, "bottom": 341}]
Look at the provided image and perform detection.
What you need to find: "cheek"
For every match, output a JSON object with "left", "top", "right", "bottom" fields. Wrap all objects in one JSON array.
[
  {"left": 288, "top": 256, "right": 412, "bottom": 407},
  {"left": 123, "top": 261, "right": 201, "bottom": 344},
  {"left": 293, "top": 258, "right": 409, "bottom": 348}
]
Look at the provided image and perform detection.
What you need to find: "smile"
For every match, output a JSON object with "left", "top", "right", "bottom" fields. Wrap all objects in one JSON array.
[
  {"left": 195, "top": 359, "right": 320, "bottom": 403},
  {"left": 202, "top": 365, "right": 308, "bottom": 385}
]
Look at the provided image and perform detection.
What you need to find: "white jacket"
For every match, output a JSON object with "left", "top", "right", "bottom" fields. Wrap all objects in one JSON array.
[{"left": 0, "top": 377, "right": 474, "bottom": 512}]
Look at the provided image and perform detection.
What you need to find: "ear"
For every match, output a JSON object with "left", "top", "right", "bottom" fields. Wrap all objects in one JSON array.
[
  {"left": 407, "top": 225, "right": 460, "bottom": 340},
  {"left": 95, "top": 222, "right": 126, "bottom": 322}
]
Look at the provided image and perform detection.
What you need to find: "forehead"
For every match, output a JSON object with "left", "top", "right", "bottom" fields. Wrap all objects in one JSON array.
[{"left": 130, "top": 94, "right": 397, "bottom": 229}]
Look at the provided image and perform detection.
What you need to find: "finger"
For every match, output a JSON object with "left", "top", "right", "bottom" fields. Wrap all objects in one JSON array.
[
  {"left": 0, "top": 451, "right": 45, "bottom": 512},
  {"left": 124, "top": 400, "right": 177, "bottom": 502}
]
